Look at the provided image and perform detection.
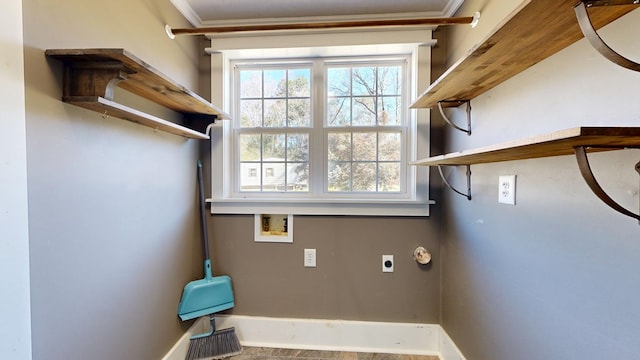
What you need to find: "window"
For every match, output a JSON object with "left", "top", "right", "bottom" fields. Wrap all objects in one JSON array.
[
  {"left": 208, "top": 32, "right": 432, "bottom": 216},
  {"left": 237, "top": 65, "right": 312, "bottom": 193},
  {"left": 326, "top": 64, "right": 403, "bottom": 193},
  {"left": 233, "top": 58, "right": 410, "bottom": 199}
]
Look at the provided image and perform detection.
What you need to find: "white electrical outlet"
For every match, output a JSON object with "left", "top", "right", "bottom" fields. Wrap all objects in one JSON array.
[
  {"left": 304, "top": 249, "right": 316, "bottom": 267},
  {"left": 498, "top": 175, "right": 516, "bottom": 205},
  {"left": 382, "top": 255, "right": 394, "bottom": 273}
]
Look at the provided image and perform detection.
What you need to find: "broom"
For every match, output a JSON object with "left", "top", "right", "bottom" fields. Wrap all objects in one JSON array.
[
  {"left": 183, "top": 161, "right": 242, "bottom": 360},
  {"left": 186, "top": 315, "right": 242, "bottom": 360}
]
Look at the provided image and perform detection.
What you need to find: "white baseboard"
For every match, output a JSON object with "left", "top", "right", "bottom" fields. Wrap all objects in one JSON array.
[
  {"left": 216, "top": 315, "right": 440, "bottom": 355},
  {"left": 163, "top": 315, "right": 466, "bottom": 360}
]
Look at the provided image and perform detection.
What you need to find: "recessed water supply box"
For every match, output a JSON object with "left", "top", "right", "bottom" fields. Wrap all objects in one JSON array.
[{"left": 254, "top": 214, "right": 293, "bottom": 243}]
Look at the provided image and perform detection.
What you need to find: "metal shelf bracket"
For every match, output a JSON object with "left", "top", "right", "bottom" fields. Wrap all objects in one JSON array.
[
  {"left": 438, "top": 100, "right": 472, "bottom": 136},
  {"left": 437, "top": 164, "right": 472, "bottom": 200},
  {"left": 574, "top": 146, "right": 640, "bottom": 223},
  {"left": 574, "top": 1, "right": 640, "bottom": 72}
]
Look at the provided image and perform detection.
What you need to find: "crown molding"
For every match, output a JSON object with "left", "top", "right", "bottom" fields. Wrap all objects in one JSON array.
[{"left": 170, "top": 0, "right": 467, "bottom": 28}]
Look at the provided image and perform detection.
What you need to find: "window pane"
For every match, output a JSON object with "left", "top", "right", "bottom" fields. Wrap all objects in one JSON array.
[
  {"left": 236, "top": 65, "right": 315, "bottom": 193},
  {"left": 327, "top": 68, "right": 350, "bottom": 96},
  {"left": 240, "top": 163, "right": 261, "bottom": 192},
  {"left": 288, "top": 69, "right": 310, "bottom": 97},
  {"left": 378, "top": 66, "right": 401, "bottom": 95},
  {"left": 264, "top": 69, "right": 286, "bottom": 98},
  {"left": 352, "top": 67, "right": 376, "bottom": 96},
  {"left": 352, "top": 97, "right": 376, "bottom": 126},
  {"left": 239, "top": 134, "right": 261, "bottom": 161},
  {"left": 328, "top": 133, "right": 351, "bottom": 161},
  {"left": 263, "top": 134, "right": 285, "bottom": 160},
  {"left": 288, "top": 98, "right": 311, "bottom": 127},
  {"left": 352, "top": 162, "right": 377, "bottom": 191},
  {"left": 240, "top": 100, "right": 262, "bottom": 128},
  {"left": 328, "top": 161, "right": 351, "bottom": 192},
  {"left": 240, "top": 70, "right": 262, "bottom": 98},
  {"left": 264, "top": 99, "right": 286, "bottom": 127},
  {"left": 378, "top": 96, "right": 400, "bottom": 126},
  {"left": 327, "top": 97, "right": 350, "bottom": 127},
  {"left": 378, "top": 162, "right": 401, "bottom": 192},
  {"left": 287, "top": 163, "right": 309, "bottom": 192},
  {"left": 352, "top": 132, "right": 376, "bottom": 161},
  {"left": 262, "top": 163, "right": 286, "bottom": 191},
  {"left": 378, "top": 132, "right": 401, "bottom": 161},
  {"left": 287, "top": 133, "right": 309, "bottom": 161}
]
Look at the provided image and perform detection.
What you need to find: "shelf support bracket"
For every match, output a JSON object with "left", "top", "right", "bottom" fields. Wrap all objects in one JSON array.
[
  {"left": 437, "top": 165, "right": 472, "bottom": 200},
  {"left": 438, "top": 100, "right": 471, "bottom": 136},
  {"left": 574, "top": 146, "right": 640, "bottom": 222},
  {"left": 574, "top": 1, "right": 640, "bottom": 72}
]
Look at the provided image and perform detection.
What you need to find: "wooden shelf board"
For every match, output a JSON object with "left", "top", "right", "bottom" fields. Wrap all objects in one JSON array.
[
  {"left": 411, "top": 0, "right": 639, "bottom": 109},
  {"left": 67, "top": 96, "right": 209, "bottom": 140},
  {"left": 411, "top": 127, "right": 640, "bottom": 166},
  {"left": 45, "top": 48, "right": 230, "bottom": 120}
]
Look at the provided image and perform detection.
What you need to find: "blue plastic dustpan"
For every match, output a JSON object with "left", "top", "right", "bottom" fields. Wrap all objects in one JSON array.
[
  {"left": 178, "top": 161, "right": 235, "bottom": 321},
  {"left": 177, "top": 260, "right": 235, "bottom": 321}
]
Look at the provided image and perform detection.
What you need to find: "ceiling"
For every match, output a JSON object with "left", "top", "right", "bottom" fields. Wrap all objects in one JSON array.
[{"left": 170, "top": 0, "right": 464, "bottom": 27}]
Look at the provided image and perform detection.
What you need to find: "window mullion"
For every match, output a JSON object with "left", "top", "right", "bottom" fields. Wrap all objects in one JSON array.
[{"left": 311, "top": 59, "right": 325, "bottom": 195}]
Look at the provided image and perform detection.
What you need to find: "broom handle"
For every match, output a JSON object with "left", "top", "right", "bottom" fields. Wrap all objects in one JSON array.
[{"left": 197, "top": 160, "right": 210, "bottom": 261}]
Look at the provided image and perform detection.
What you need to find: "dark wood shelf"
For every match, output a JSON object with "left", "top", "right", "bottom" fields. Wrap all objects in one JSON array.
[
  {"left": 46, "top": 48, "right": 230, "bottom": 139},
  {"left": 411, "top": 0, "right": 639, "bottom": 109},
  {"left": 411, "top": 127, "right": 640, "bottom": 166},
  {"left": 409, "top": 1, "right": 640, "bottom": 220}
]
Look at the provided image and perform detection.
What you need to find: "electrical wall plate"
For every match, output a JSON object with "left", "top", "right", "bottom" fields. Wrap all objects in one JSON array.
[
  {"left": 498, "top": 175, "right": 516, "bottom": 205},
  {"left": 382, "top": 255, "right": 394, "bottom": 273},
  {"left": 304, "top": 249, "right": 316, "bottom": 268}
]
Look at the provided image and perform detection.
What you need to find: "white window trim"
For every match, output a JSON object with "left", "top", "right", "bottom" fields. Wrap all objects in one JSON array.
[{"left": 207, "top": 29, "right": 435, "bottom": 216}]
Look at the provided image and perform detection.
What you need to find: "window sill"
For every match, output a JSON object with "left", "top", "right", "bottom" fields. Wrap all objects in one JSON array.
[{"left": 206, "top": 198, "right": 435, "bottom": 217}]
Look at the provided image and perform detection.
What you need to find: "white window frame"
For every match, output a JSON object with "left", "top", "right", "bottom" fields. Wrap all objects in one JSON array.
[{"left": 207, "top": 30, "right": 435, "bottom": 216}]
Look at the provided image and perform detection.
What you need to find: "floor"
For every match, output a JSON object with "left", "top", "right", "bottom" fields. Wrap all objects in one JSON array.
[{"left": 231, "top": 347, "right": 440, "bottom": 360}]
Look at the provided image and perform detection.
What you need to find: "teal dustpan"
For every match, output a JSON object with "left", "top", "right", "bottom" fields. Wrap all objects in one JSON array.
[
  {"left": 178, "top": 160, "right": 235, "bottom": 321},
  {"left": 177, "top": 260, "right": 234, "bottom": 321}
]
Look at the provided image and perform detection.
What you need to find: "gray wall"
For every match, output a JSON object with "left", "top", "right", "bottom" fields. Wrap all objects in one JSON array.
[
  {"left": 22, "top": 0, "right": 207, "bottom": 359},
  {"left": 207, "top": 214, "right": 441, "bottom": 323},
  {"left": 1, "top": 1, "right": 31, "bottom": 359},
  {"left": 440, "top": 2, "right": 640, "bottom": 359}
]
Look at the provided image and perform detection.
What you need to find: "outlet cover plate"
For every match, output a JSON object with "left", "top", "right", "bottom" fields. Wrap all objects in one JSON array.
[
  {"left": 498, "top": 175, "right": 516, "bottom": 205},
  {"left": 304, "top": 248, "right": 316, "bottom": 267},
  {"left": 382, "top": 255, "right": 394, "bottom": 273}
]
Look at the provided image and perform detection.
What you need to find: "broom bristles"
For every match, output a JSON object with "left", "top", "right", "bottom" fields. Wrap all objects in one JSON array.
[{"left": 186, "top": 327, "right": 242, "bottom": 360}]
